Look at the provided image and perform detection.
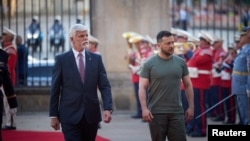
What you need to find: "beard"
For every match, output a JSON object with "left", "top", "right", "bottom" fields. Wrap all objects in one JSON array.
[{"left": 161, "top": 48, "right": 173, "bottom": 57}]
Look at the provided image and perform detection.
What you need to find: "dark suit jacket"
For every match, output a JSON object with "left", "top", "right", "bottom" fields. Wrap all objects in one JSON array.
[{"left": 49, "top": 49, "right": 112, "bottom": 124}]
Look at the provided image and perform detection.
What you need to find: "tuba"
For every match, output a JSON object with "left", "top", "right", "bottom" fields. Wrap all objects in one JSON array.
[
  {"left": 174, "top": 41, "right": 197, "bottom": 55},
  {"left": 122, "top": 32, "right": 142, "bottom": 74}
]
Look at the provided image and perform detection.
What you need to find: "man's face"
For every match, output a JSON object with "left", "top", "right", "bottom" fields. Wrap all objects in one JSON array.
[
  {"left": 212, "top": 41, "right": 222, "bottom": 49},
  {"left": 157, "top": 36, "right": 174, "bottom": 56},
  {"left": 70, "top": 30, "right": 88, "bottom": 52},
  {"left": 1, "top": 33, "right": 12, "bottom": 43},
  {"left": 199, "top": 38, "right": 209, "bottom": 48}
]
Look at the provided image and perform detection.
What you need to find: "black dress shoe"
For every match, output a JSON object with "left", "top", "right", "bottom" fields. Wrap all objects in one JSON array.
[{"left": 2, "top": 125, "right": 16, "bottom": 130}]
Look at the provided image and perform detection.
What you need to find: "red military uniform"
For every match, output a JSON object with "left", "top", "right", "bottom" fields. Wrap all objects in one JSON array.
[
  {"left": 211, "top": 48, "right": 226, "bottom": 86},
  {"left": 1, "top": 27, "right": 18, "bottom": 130},
  {"left": 185, "top": 44, "right": 213, "bottom": 137},
  {"left": 3, "top": 42, "right": 17, "bottom": 86},
  {"left": 187, "top": 47, "right": 213, "bottom": 89}
]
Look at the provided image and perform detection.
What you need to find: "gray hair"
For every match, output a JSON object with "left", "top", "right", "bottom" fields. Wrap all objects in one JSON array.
[{"left": 68, "top": 24, "right": 88, "bottom": 38}]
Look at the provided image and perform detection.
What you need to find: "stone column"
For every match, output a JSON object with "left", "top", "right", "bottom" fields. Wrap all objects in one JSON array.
[{"left": 90, "top": 0, "right": 170, "bottom": 110}]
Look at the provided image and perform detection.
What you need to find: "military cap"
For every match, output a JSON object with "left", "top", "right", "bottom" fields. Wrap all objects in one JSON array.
[
  {"left": 2, "top": 27, "right": 16, "bottom": 37},
  {"left": 198, "top": 31, "right": 213, "bottom": 43},
  {"left": 89, "top": 35, "right": 100, "bottom": 44},
  {"left": 145, "top": 35, "right": 156, "bottom": 45},
  {"left": 210, "top": 33, "right": 223, "bottom": 44},
  {"left": 170, "top": 28, "right": 178, "bottom": 35},
  {"left": 240, "top": 26, "right": 250, "bottom": 36},
  {"left": 175, "top": 29, "right": 190, "bottom": 39},
  {"left": 128, "top": 34, "right": 144, "bottom": 43}
]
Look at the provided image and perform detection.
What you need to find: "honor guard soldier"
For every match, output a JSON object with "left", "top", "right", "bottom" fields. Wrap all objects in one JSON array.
[
  {"left": 186, "top": 31, "right": 213, "bottom": 137},
  {"left": 1, "top": 27, "right": 18, "bottom": 130},
  {"left": 0, "top": 49, "right": 18, "bottom": 139},
  {"left": 2, "top": 27, "right": 17, "bottom": 85},
  {"left": 220, "top": 44, "right": 237, "bottom": 124},
  {"left": 232, "top": 26, "right": 250, "bottom": 125}
]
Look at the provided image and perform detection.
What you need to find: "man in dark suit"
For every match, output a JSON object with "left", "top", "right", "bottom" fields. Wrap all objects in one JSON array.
[
  {"left": 49, "top": 24, "right": 113, "bottom": 141},
  {"left": 0, "top": 48, "right": 18, "bottom": 140}
]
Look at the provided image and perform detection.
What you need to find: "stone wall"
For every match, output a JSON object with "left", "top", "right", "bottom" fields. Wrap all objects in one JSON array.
[{"left": 91, "top": 0, "right": 170, "bottom": 111}]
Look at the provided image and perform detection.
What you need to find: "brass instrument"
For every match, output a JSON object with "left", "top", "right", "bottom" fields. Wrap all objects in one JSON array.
[
  {"left": 174, "top": 41, "right": 197, "bottom": 55},
  {"left": 122, "top": 32, "right": 142, "bottom": 74},
  {"left": 122, "top": 32, "right": 138, "bottom": 49}
]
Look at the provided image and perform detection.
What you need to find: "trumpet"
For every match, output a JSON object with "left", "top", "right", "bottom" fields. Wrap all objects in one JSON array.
[{"left": 174, "top": 41, "right": 197, "bottom": 55}]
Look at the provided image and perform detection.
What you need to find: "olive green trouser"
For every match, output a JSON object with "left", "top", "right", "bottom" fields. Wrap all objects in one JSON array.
[{"left": 149, "top": 113, "right": 186, "bottom": 141}]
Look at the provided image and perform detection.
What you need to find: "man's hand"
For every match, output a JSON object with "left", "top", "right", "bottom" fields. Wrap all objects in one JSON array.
[
  {"left": 103, "top": 110, "right": 112, "bottom": 123},
  {"left": 50, "top": 117, "right": 60, "bottom": 130},
  {"left": 142, "top": 109, "right": 153, "bottom": 122},
  {"left": 185, "top": 107, "right": 194, "bottom": 122}
]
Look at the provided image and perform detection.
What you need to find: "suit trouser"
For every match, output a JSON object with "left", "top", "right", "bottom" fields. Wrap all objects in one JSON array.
[{"left": 61, "top": 115, "right": 99, "bottom": 141}]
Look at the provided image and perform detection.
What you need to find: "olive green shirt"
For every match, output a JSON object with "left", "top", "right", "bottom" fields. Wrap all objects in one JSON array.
[{"left": 140, "top": 55, "right": 188, "bottom": 114}]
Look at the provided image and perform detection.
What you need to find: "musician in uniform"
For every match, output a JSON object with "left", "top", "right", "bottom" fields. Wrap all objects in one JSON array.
[
  {"left": 0, "top": 49, "right": 18, "bottom": 139},
  {"left": 173, "top": 29, "right": 197, "bottom": 114},
  {"left": 1, "top": 27, "right": 18, "bottom": 130},
  {"left": 174, "top": 28, "right": 195, "bottom": 62},
  {"left": 123, "top": 32, "right": 142, "bottom": 119},
  {"left": 186, "top": 31, "right": 213, "bottom": 137},
  {"left": 209, "top": 34, "right": 227, "bottom": 121},
  {"left": 232, "top": 26, "right": 250, "bottom": 125}
]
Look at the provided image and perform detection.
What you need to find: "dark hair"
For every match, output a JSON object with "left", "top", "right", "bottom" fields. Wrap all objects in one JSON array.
[{"left": 156, "top": 30, "right": 172, "bottom": 43}]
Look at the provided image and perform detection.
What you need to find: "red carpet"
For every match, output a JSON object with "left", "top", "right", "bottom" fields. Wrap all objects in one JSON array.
[{"left": 2, "top": 130, "right": 110, "bottom": 141}]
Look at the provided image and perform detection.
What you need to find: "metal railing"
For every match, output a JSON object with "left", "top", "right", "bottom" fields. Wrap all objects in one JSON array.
[
  {"left": 0, "top": 0, "right": 89, "bottom": 87},
  {"left": 170, "top": 0, "right": 250, "bottom": 48}
]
